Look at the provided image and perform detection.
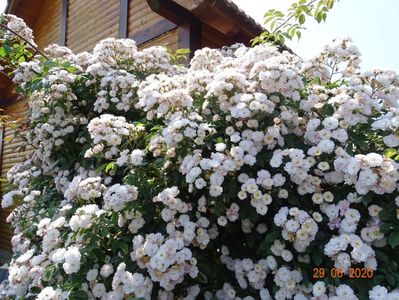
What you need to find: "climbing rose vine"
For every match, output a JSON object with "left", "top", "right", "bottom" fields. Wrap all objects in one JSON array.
[{"left": 1, "top": 14, "right": 399, "bottom": 300}]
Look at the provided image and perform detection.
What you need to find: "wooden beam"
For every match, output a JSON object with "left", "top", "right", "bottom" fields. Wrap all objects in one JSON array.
[
  {"left": 118, "top": 0, "right": 128, "bottom": 38},
  {"left": 146, "top": 0, "right": 202, "bottom": 54},
  {"left": 131, "top": 19, "right": 177, "bottom": 45},
  {"left": 191, "top": 0, "right": 262, "bottom": 39},
  {"left": 146, "top": 0, "right": 195, "bottom": 25},
  {"left": 60, "top": 0, "right": 68, "bottom": 46},
  {"left": 201, "top": 23, "right": 243, "bottom": 48},
  {"left": 178, "top": 20, "right": 202, "bottom": 57}
]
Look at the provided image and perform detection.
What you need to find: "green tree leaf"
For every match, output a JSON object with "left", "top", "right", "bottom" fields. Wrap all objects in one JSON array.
[
  {"left": 299, "top": 14, "right": 306, "bottom": 24},
  {"left": 311, "top": 247, "right": 323, "bottom": 266},
  {"left": 69, "top": 290, "right": 89, "bottom": 300},
  {"left": 322, "top": 104, "right": 335, "bottom": 116},
  {"left": 384, "top": 148, "right": 397, "bottom": 159},
  {"left": 388, "top": 231, "right": 399, "bottom": 248}
]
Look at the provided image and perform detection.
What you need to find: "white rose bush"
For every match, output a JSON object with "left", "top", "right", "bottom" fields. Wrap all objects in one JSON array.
[{"left": 1, "top": 14, "right": 399, "bottom": 300}]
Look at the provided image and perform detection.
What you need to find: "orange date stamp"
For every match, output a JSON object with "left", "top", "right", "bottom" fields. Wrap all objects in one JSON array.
[{"left": 312, "top": 267, "right": 374, "bottom": 279}]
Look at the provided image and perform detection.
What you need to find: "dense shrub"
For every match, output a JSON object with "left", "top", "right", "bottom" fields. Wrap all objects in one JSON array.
[{"left": 1, "top": 14, "right": 399, "bottom": 300}]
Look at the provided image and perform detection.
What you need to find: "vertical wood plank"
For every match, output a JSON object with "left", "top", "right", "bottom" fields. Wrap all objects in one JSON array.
[
  {"left": 60, "top": 0, "right": 68, "bottom": 46},
  {"left": 178, "top": 19, "right": 202, "bottom": 58},
  {"left": 119, "top": 0, "right": 128, "bottom": 38}
]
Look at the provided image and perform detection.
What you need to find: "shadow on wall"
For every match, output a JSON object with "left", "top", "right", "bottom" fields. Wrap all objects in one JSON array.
[
  {"left": 0, "top": 250, "right": 11, "bottom": 283},
  {"left": 0, "top": 268, "right": 7, "bottom": 283}
]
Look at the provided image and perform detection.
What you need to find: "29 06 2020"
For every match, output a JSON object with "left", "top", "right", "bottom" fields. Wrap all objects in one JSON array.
[{"left": 313, "top": 267, "right": 374, "bottom": 279}]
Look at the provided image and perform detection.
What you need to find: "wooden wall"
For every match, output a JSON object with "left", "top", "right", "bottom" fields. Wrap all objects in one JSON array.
[
  {"left": 65, "top": 0, "right": 178, "bottom": 53},
  {"left": 0, "top": 0, "right": 63, "bottom": 252},
  {"left": 34, "top": 0, "right": 62, "bottom": 49},
  {"left": 0, "top": 101, "right": 33, "bottom": 251},
  {"left": 66, "top": 0, "right": 119, "bottom": 53},
  {"left": 128, "top": 0, "right": 162, "bottom": 38},
  {"left": 139, "top": 28, "right": 178, "bottom": 50}
]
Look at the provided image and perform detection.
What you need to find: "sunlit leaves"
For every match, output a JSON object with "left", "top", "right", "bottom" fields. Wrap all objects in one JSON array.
[{"left": 252, "top": 0, "right": 339, "bottom": 46}]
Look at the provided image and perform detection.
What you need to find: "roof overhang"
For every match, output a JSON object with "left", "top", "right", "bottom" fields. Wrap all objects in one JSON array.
[
  {"left": 146, "top": 0, "right": 264, "bottom": 45},
  {"left": 180, "top": 0, "right": 263, "bottom": 38}
]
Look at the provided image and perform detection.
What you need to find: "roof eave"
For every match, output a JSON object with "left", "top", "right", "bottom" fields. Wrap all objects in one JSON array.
[{"left": 189, "top": 0, "right": 293, "bottom": 52}]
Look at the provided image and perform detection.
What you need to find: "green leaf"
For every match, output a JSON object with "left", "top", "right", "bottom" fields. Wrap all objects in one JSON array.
[
  {"left": 3, "top": 43, "right": 12, "bottom": 55},
  {"left": 96, "top": 163, "right": 108, "bottom": 173},
  {"left": 259, "top": 231, "right": 279, "bottom": 252},
  {"left": 69, "top": 290, "right": 89, "bottom": 300},
  {"left": 105, "top": 162, "right": 116, "bottom": 173},
  {"left": 387, "top": 273, "right": 397, "bottom": 286},
  {"left": 43, "top": 60, "right": 59, "bottom": 69},
  {"left": 322, "top": 103, "right": 335, "bottom": 116},
  {"left": 383, "top": 148, "right": 397, "bottom": 159},
  {"left": 375, "top": 250, "right": 390, "bottom": 263},
  {"left": 373, "top": 274, "right": 385, "bottom": 285},
  {"left": 196, "top": 271, "right": 208, "bottom": 284},
  {"left": 57, "top": 100, "right": 68, "bottom": 112},
  {"left": 296, "top": 31, "right": 302, "bottom": 40},
  {"left": 315, "top": 10, "right": 323, "bottom": 22},
  {"left": 42, "top": 264, "right": 57, "bottom": 282},
  {"left": 270, "top": 20, "right": 276, "bottom": 31},
  {"left": 298, "top": 14, "right": 306, "bottom": 24},
  {"left": 393, "top": 272, "right": 399, "bottom": 284},
  {"left": 388, "top": 231, "right": 399, "bottom": 248},
  {"left": 264, "top": 16, "right": 274, "bottom": 24},
  {"left": 311, "top": 247, "right": 323, "bottom": 266},
  {"left": 361, "top": 194, "right": 373, "bottom": 206},
  {"left": 287, "top": 194, "right": 299, "bottom": 206},
  {"left": 379, "top": 209, "right": 394, "bottom": 222},
  {"left": 379, "top": 222, "right": 394, "bottom": 234}
]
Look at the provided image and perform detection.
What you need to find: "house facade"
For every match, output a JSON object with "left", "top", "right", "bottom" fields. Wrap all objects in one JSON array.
[{"left": 0, "top": 0, "right": 263, "bottom": 253}]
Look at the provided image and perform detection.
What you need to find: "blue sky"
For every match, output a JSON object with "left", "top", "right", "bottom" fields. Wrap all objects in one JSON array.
[
  {"left": 1, "top": 0, "right": 398, "bottom": 72},
  {"left": 233, "top": 0, "right": 399, "bottom": 72}
]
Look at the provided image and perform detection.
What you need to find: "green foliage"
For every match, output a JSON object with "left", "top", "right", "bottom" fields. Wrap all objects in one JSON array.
[
  {"left": 252, "top": 0, "right": 339, "bottom": 45},
  {"left": 388, "top": 231, "right": 399, "bottom": 248},
  {"left": 168, "top": 48, "right": 191, "bottom": 65}
]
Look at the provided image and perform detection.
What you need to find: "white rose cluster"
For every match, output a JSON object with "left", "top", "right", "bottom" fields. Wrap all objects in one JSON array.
[
  {"left": 68, "top": 204, "right": 104, "bottom": 232},
  {"left": 103, "top": 183, "right": 138, "bottom": 212},
  {"left": 64, "top": 176, "right": 105, "bottom": 203},
  {"left": 324, "top": 233, "right": 377, "bottom": 271},
  {"left": 2, "top": 14, "right": 36, "bottom": 46},
  {"left": 131, "top": 234, "right": 198, "bottom": 291},
  {"left": 136, "top": 74, "right": 193, "bottom": 120},
  {"left": 85, "top": 114, "right": 140, "bottom": 158},
  {"left": 220, "top": 247, "right": 272, "bottom": 292},
  {"left": 1, "top": 190, "right": 22, "bottom": 209},
  {"left": 274, "top": 207, "right": 318, "bottom": 252},
  {"left": 2, "top": 16, "right": 399, "bottom": 299},
  {"left": 95, "top": 70, "right": 138, "bottom": 112},
  {"left": 334, "top": 152, "right": 399, "bottom": 195}
]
